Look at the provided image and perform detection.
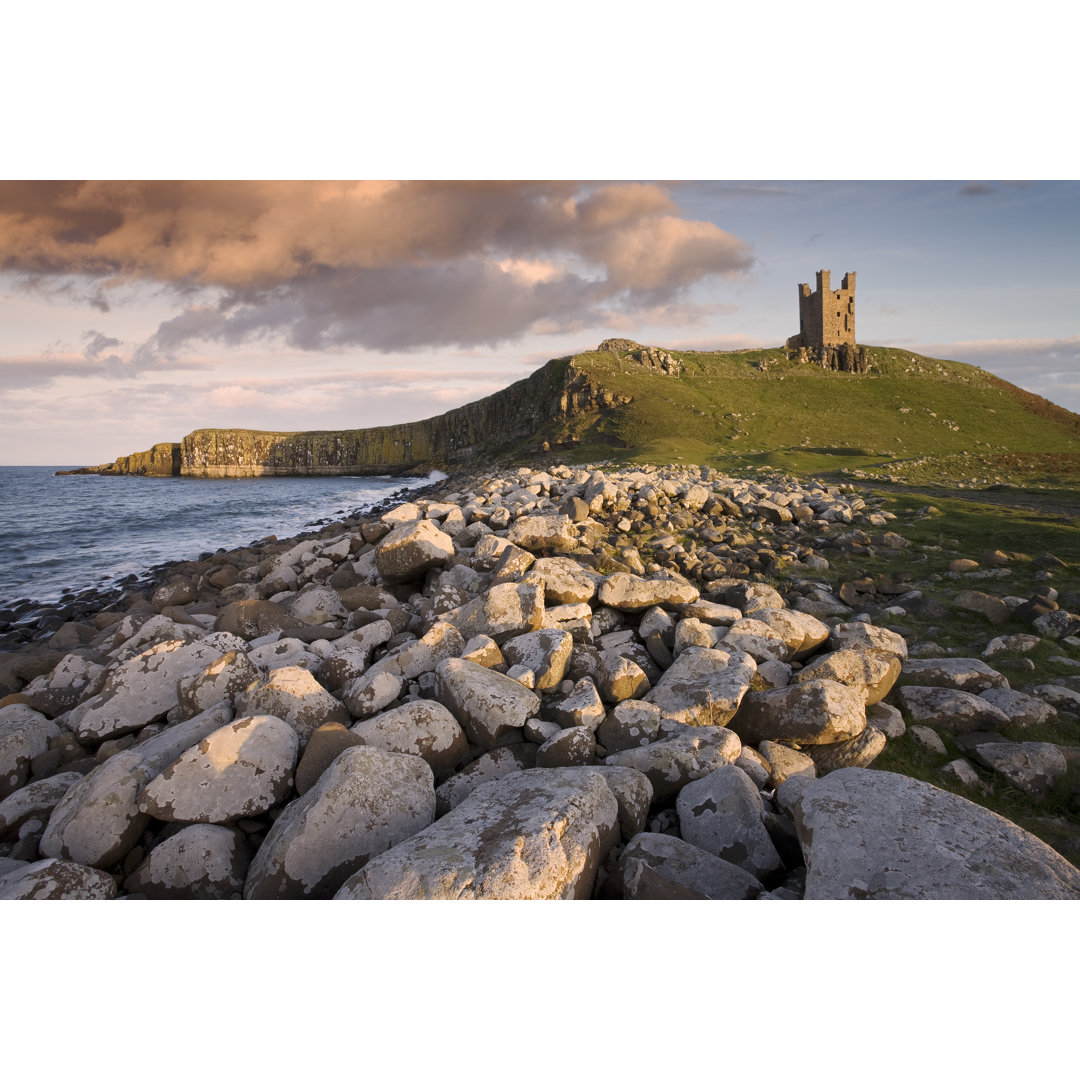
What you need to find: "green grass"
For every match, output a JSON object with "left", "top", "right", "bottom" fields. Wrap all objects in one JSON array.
[{"left": 521, "top": 344, "right": 1080, "bottom": 491}]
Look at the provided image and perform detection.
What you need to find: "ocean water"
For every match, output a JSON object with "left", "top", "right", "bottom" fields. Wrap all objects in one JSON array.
[{"left": 0, "top": 466, "right": 443, "bottom": 609}]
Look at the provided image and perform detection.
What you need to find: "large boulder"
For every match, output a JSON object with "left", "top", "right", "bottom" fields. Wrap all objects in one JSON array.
[
  {"left": 794, "top": 648, "right": 900, "bottom": 706},
  {"left": 175, "top": 649, "right": 261, "bottom": 720},
  {"left": 0, "top": 705, "right": 61, "bottom": 799},
  {"left": 506, "top": 514, "right": 578, "bottom": 553},
  {"left": 522, "top": 558, "right": 600, "bottom": 604},
  {"left": 123, "top": 824, "right": 251, "bottom": 900},
  {"left": 730, "top": 680, "right": 866, "bottom": 746},
  {"left": 234, "top": 665, "right": 349, "bottom": 746},
  {"left": 676, "top": 765, "right": 783, "bottom": 882},
  {"left": 598, "top": 573, "right": 699, "bottom": 612},
  {"left": 899, "top": 658, "right": 1009, "bottom": 694},
  {"left": 0, "top": 857, "right": 118, "bottom": 900},
  {"left": 435, "top": 658, "right": 540, "bottom": 749},
  {"left": 375, "top": 519, "right": 455, "bottom": 584},
  {"left": 501, "top": 629, "right": 573, "bottom": 691},
  {"left": 611, "top": 832, "right": 762, "bottom": 900},
  {"left": 434, "top": 744, "right": 537, "bottom": 816},
  {"left": 38, "top": 703, "right": 233, "bottom": 869},
  {"left": 796, "top": 768, "right": 1080, "bottom": 899},
  {"left": 335, "top": 769, "right": 619, "bottom": 900},
  {"left": 66, "top": 638, "right": 229, "bottom": 742},
  {"left": 895, "top": 685, "right": 1011, "bottom": 733},
  {"left": 966, "top": 741, "right": 1068, "bottom": 797},
  {"left": 244, "top": 745, "right": 436, "bottom": 900},
  {"left": 440, "top": 582, "right": 545, "bottom": 645},
  {"left": 0, "top": 772, "right": 82, "bottom": 841},
  {"left": 643, "top": 647, "right": 756, "bottom": 727},
  {"left": 603, "top": 726, "right": 742, "bottom": 800},
  {"left": 138, "top": 714, "right": 299, "bottom": 824},
  {"left": 351, "top": 700, "right": 469, "bottom": 778}
]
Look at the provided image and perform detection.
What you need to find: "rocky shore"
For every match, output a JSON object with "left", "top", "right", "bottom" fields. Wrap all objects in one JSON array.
[{"left": 2, "top": 462, "right": 1079, "bottom": 899}]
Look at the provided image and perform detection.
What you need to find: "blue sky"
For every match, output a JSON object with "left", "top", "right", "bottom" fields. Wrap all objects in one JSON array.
[{"left": 1, "top": 179, "right": 1076, "bottom": 466}]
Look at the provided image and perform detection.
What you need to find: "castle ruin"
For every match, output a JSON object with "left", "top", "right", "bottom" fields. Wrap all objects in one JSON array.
[{"left": 786, "top": 269, "right": 867, "bottom": 372}]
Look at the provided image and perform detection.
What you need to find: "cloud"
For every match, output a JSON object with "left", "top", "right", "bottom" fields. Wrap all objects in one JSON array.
[
  {"left": 0, "top": 180, "right": 753, "bottom": 357},
  {"left": 916, "top": 335, "right": 1080, "bottom": 414},
  {"left": 958, "top": 182, "right": 995, "bottom": 196}
]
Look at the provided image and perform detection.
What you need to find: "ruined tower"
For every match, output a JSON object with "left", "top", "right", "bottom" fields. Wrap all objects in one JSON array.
[{"left": 786, "top": 269, "right": 867, "bottom": 372}]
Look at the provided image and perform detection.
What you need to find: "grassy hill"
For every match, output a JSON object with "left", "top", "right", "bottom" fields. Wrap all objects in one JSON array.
[{"left": 514, "top": 344, "right": 1080, "bottom": 491}]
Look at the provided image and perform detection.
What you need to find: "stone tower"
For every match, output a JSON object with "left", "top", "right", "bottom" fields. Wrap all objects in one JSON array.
[{"left": 786, "top": 269, "right": 867, "bottom": 372}]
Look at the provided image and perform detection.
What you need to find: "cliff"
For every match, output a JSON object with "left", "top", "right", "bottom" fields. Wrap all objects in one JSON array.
[{"left": 58, "top": 354, "right": 632, "bottom": 478}]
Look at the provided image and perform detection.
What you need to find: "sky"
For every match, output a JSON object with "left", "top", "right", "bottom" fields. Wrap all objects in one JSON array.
[{"left": 1, "top": 178, "right": 1077, "bottom": 465}]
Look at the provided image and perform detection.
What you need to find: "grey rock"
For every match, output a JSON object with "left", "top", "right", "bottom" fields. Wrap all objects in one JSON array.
[
  {"left": 676, "top": 765, "right": 783, "bottom": 881},
  {"left": 967, "top": 741, "right": 1068, "bottom": 797},
  {"left": 440, "top": 582, "right": 545, "bottom": 645},
  {"left": 536, "top": 726, "right": 596, "bottom": 767},
  {"left": 0, "top": 772, "right": 81, "bottom": 841},
  {"left": 375, "top": 519, "right": 455, "bottom": 584},
  {"left": 613, "top": 832, "right": 762, "bottom": 900},
  {"left": 865, "top": 701, "right": 906, "bottom": 738},
  {"left": 139, "top": 714, "right": 298, "bottom": 824},
  {"left": 900, "top": 658, "right": 1009, "bottom": 693},
  {"left": 643, "top": 646, "right": 756, "bottom": 727},
  {"left": 435, "top": 658, "right": 540, "bottom": 749},
  {"left": 38, "top": 702, "right": 234, "bottom": 869},
  {"left": 245, "top": 745, "right": 436, "bottom": 899},
  {"left": 597, "top": 573, "right": 699, "bottom": 612},
  {"left": 796, "top": 768, "right": 1080, "bottom": 898},
  {"left": 731, "top": 679, "right": 866, "bottom": 746},
  {"left": 596, "top": 700, "right": 662, "bottom": 752},
  {"left": 0, "top": 857, "right": 118, "bottom": 900},
  {"left": 978, "top": 687, "right": 1057, "bottom": 728},
  {"left": 896, "top": 685, "right": 1011, "bottom": 733},
  {"left": 336, "top": 768, "right": 619, "bottom": 899},
  {"left": 123, "top": 824, "right": 251, "bottom": 899},
  {"left": 0, "top": 705, "right": 61, "bottom": 799},
  {"left": 234, "top": 665, "right": 349, "bottom": 747},
  {"left": 352, "top": 700, "right": 468, "bottom": 778},
  {"left": 603, "top": 726, "right": 741, "bottom": 800},
  {"left": 501, "top": 629, "right": 573, "bottom": 691},
  {"left": 803, "top": 726, "right": 887, "bottom": 774},
  {"left": 757, "top": 741, "right": 816, "bottom": 785},
  {"left": 434, "top": 744, "right": 537, "bottom": 816},
  {"left": 908, "top": 725, "right": 948, "bottom": 755}
]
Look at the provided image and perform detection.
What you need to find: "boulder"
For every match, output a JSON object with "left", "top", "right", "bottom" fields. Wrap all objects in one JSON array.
[
  {"left": 612, "top": 833, "right": 762, "bottom": 900},
  {"left": 730, "top": 680, "right": 866, "bottom": 746},
  {"left": 0, "top": 705, "right": 61, "bottom": 798},
  {"left": 643, "top": 647, "right": 756, "bottom": 727},
  {"left": 796, "top": 768, "right": 1080, "bottom": 898},
  {"left": 244, "top": 746, "right": 436, "bottom": 899},
  {"left": 966, "top": 741, "right": 1068, "bottom": 797},
  {"left": 506, "top": 514, "right": 578, "bottom": 553},
  {"left": 596, "top": 700, "right": 662, "bottom": 752},
  {"left": 595, "top": 651, "right": 649, "bottom": 703},
  {"left": 977, "top": 688, "right": 1056, "bottom": 728},
  {"left": 953, "top": 590, "right": 1010, "bottom": 626},
  {"left": 501, "top": 629, "right": 573, "bottom": 691},
  {"left": 68, "top": 638, "right": 229, "bottom": 742},
  {"left": 440, "top": 582, "right": 545, "bottom": 645},
  {"left": 341, "top": 670, "right": 403, "bottom": 720},
  {"left": 803, "top": 726, "right": 887, "bottom": 774},
  {"left": 435, "top": 658, "right": 540, "bottom": 749},
  {"left": 522, "top": 558, "right": 600, "bottom": 604},
  {"left": 234, "top": 665, "right": 349, "bottom": 746},
  {"left": 123, "top": 824, "right": 251, "bottom": 899},
  {"left": 335, "top": 768, "right": 619, "bottom": 899},
  {"left": 294, "top": 722, "right": 365, "bottom": 796},
  {"left": 38, "top": 702, "right": 234, "bottom": 869},
  {"left": 828, "top": 622, "right": 908, "bottom": 660},
  {"left": 0, "top": 857, "right": 118, "bottom": 900},
  {"left": 720, "top": 619, "right": 790, "bottom": 664},
  {"left": 139, "top": 714, "right": 299, "bottom": 824},
  {"left": 375, "top": 519, "right": 455, "bottom": 584},
  {"left": 598, "top": 573, "right": 699, "bottom": 612},
  {"left": 0, "top": 772, "right": 82, "bottom": 841},
  {"left": 214, "top": 599, "right": 302, "bottom": 640},
  {"left": 352, "top": 700, "right": 469, "bottom": 778},
  {"left": 545, "top": 678, "right": 606, "bottom": 731},
  {"left": 176, "top": 649, "right": 261, "bottom": 720},
  {"left": 899, "top": 658, "right": 1009, "bottom": 693},
  {"left": 896, "top": 685, "right": 1011, "bottom": 733},
  {"left": 794, "top": 648, "right": 900, "bottom": 706},
  {"left": 434, "top": 744, "right": 537, "bottom": 816},
  {"left": 676, "top": 765, "right": 783, "bottom": 881},
  {"left": 603, "top": 726, "right": 741, "bottom": 800},
  {"left": 757, "top": 741, "right": 816, "bottom": 785},
  {"left": 536, "top": 726, "right": 596, "bottom": 767}
]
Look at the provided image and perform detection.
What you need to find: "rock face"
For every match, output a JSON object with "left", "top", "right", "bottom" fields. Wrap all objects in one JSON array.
[
  {"left": 335, "top": 769, "right": 619, "bottom": 899},
  {"left": 796, "top": 769, "right": 1080, "bottom": 899},
  {"left": 81, "top": 357, "right": 628, "bottom": 477}
]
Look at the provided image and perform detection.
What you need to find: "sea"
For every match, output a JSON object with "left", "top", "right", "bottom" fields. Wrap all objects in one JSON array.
[{"left": 0, "top": 466, "right": 446, "bottom": 610}]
